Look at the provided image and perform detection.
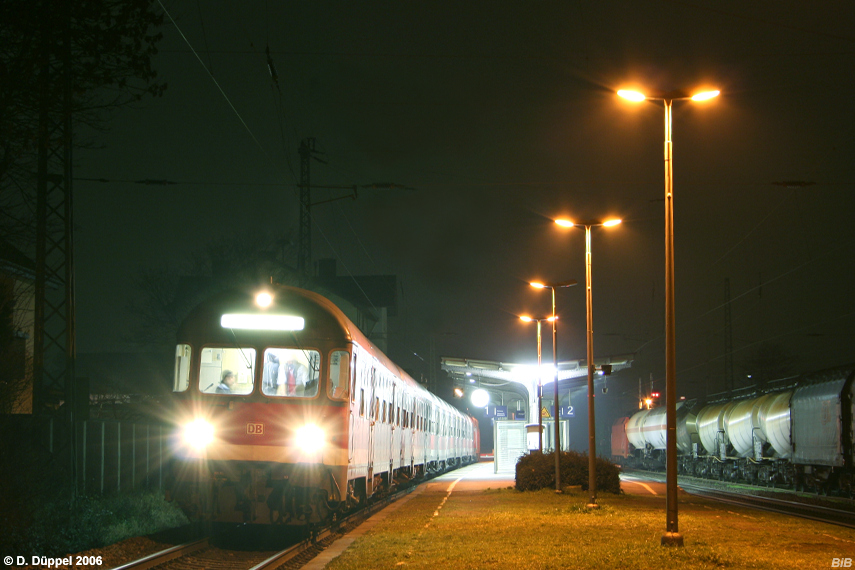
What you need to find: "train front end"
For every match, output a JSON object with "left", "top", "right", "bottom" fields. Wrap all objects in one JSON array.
[{"left": 169, "top": 287, "right": 353, "bottom": 525}]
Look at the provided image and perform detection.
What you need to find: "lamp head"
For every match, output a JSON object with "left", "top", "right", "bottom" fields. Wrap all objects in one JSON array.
[
  {"left": 691, "top": 90, "right": 720, "bottom": 101},
  {"left": 617, "top": 89, "right": 646, "bottom": 102}
]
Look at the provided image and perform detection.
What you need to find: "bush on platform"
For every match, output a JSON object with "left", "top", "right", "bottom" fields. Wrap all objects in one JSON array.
[{"left": 515, "top": 450, "right": 621, "bottom": 494}]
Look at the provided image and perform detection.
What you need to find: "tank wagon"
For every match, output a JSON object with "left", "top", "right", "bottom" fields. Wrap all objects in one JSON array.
[
  {"left": 612, "top": 365, "right": 854, "bottom": 496},
  {"left": 169, "top": 285, "right": 479, "bottom": 524}
]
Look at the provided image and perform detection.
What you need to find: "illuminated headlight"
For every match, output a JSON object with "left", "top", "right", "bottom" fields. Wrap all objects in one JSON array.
[
  {"left": 294, "top": 424, "right": 326, "bottom": 453},
  {"left": 183, "top": 419, "right": 215, "bottom": 449}
]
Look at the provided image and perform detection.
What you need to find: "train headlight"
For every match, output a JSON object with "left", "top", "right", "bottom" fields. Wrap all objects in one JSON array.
[
  {"left": 183, "top": 419, "right": 215, "bottom": 449},
  {"left": 294, "top": 424, "right": 326, "bottom": 453}
]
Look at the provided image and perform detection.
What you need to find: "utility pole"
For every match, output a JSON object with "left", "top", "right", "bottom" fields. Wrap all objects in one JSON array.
[
  {"left": 33, "top": 0, "right": 77, "bottom": 490},
  {"left": 298, "top": 138, "right": 320, "bottom": 281},
  {"left": 295, "top": 138, "right": 410, "bottom": 283}
]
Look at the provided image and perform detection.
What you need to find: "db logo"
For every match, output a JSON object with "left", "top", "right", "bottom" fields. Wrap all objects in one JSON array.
[
  {"left": 832, "top": 559, "right": 852, "bottom": 567},
  {"left": 246, "top": 422, "right": 264, "bottom": 435}
]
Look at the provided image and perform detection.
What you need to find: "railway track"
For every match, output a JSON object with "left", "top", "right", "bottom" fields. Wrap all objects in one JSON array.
[
  {"left": 624, "top": 469, "right": 855, "bottom": 529},
  {"left": 679, "top": 482, "right": 855, "bottom": 529},
  {"left": 110, "top": 483, "right": 419, "bottom": 570}
]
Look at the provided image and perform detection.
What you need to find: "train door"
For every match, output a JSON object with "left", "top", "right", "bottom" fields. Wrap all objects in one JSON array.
[
  {"left": 390, "top": 382, "right": 397, "bottom": 473},
  {"left": 348, "top": 351, "right": 357, "bottom": 466},
  {"left": 367, "top": 367, "right": 377, "bottom": 495}
]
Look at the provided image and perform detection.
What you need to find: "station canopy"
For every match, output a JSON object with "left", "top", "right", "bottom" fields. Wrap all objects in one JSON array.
[{"left": 441, "top": 354, "right": 633, "bottom": 418}]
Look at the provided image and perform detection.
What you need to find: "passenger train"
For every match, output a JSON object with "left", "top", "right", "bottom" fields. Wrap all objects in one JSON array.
[
  {"left": 611, "top": 365, "right": 854, "bottom": 497},
  {"left": 169, "top": 285, "right": 480, "bottom": 524}
]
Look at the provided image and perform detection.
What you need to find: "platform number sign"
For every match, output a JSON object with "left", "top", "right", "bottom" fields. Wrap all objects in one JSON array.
[{"left": 246, "top": 422, "right": 264, "bottom": 435}]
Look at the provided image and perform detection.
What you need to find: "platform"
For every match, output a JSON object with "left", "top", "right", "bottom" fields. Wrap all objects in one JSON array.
[{"left": 304, "top": 461, "right": 855, "bottom": 569}]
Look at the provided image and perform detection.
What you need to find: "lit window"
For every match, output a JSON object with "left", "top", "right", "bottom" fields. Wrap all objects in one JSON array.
[
  {"left": 199, "top": 347, "right": 256, "bottom": 395},
  {"left": 261, "top": 348, "right": 320, "bottom": 398}
]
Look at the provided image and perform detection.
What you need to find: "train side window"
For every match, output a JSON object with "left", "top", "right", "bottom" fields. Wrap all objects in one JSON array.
[
  {"left": 173, "top": 344, "right": 191, "bottom": 392},
  {"left": 328, "top": 350, "right": 350, "bottom": 401},
  {"left": 381, "top": 400, "right": 387, "bottom": 423},
  {"left": 199, "top": 347, "right": 256, "bottom": 394},
  {"left": 262, "top": 348, "right": 320, "bottom": 398},
  {"left": 359, "top": 388, "right": 365, "bottom": 417}
]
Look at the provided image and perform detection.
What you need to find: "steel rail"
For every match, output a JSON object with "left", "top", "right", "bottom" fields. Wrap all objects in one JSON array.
[{"left": 108, "top": 538, "right": 209, "bottom": 570}]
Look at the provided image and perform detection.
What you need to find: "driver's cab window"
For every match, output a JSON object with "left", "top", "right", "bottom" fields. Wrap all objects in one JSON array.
[
  {"left": 262, "top": 347, "right": 320, "bottom": 398},
  {"left": 199, "top": 347, "right": 256, "bottom": 395},
  {"left": 173, "top": 344, "right": 191, "bottom": 392},
  {"left": 328, "top": 350, "right": 350, "bottom": 400}
]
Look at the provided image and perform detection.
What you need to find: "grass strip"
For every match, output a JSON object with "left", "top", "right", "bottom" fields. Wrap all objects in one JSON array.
[{"left": 327, "top": 484, "right": 855, "bottom": 570}]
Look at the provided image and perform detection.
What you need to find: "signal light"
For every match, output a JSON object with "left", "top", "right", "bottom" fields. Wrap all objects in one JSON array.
[
  {"left": 651, "top": 392, "right": 660, "bottom": 398},
  {"left": 453, "top": 387, "right": 464, "bottom": 398}
]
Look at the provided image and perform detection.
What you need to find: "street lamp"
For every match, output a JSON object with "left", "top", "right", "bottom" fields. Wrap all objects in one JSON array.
[
  {"left": 618, "top": 86, "right": 719, "bottom": 546},
  {"left": 519, "top": 315, "right": 557, "bottom": 452},
  {"left": 530, "top": 279, "right": 577, "bottom": 492},
  {"left": 554, "top": 217, "right": 621, "bottom": 509}
]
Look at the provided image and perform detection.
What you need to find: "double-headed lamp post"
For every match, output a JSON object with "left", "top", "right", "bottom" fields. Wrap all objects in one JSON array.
[
  {"left": 519, "top": 315, "right": 557, "bottom": 452},
  {"left": 554, "top": 217, "right": 621, "bottom": 509},
  {"left": 617, "top": 87, "right": 719, "bottom": 546},
  {"left": 530, "top": 279, "right": 577, "bottom": 492}
]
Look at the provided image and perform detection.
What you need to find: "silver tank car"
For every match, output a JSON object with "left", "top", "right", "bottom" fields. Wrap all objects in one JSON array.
[
  {"left": 617, "top": 364, "right": 855, "bottom": 495},
  {"left": 757, "top": 391, "right": 793, "bottom": 459},
  {"left": 695, "top": 402, "right": 736, "bottom": 459},
  {"left": 625, "top": 403, "right": 695, "bottom": 454}
]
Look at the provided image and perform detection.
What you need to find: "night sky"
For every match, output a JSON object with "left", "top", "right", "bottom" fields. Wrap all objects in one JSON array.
[{"left": 73, "top": 2, "right": 855, "bottom": 407}]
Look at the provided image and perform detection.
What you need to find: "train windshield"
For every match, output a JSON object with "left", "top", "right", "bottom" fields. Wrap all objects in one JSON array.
[
  {"left": 199, "top": 347, "right": 256, "bottom": 395},
  {"left": 262, "top": 347, "right": 320, "bottom": 398}
]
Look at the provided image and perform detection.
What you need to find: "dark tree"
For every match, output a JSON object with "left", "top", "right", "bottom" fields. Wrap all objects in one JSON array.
[{"left": 0, "top": 0, "right": 166, "bottom": 243}]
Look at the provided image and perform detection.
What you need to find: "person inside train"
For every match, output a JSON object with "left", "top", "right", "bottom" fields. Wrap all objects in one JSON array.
[
  {"left": 216, "top": 370, "right": 236, "bottom": 394},
  {"left": 277, "top": 357, "right": 311, "bottom": 396},
  {"left": 262, "top": 352, "right": 280, "bottom": 395}
]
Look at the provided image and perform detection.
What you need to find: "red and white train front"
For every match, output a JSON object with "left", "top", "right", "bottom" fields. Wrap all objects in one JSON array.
[{"left": 169, "top": 286, "right": 478, "bottom": 525}]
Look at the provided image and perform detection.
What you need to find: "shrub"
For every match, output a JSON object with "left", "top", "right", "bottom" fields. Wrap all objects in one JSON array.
[
  {"left": 515, "top": 450, "right": 622, "bottom": 494},
  {"left": 6, "top": 489, "right": 188, "bottom": 556}
]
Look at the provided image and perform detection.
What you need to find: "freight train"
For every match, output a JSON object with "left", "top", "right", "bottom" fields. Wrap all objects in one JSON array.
[
  {"left": 169, "top": 285, "right": 480, "bottom": 524},
  {"left": 611, "top": 365, "right": 854, "bottom": 497}
]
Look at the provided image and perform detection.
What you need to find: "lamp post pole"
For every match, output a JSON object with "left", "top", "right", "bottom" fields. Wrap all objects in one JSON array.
[
  {"left": 530, "top": 279, "right": 577, "bottom": 492},
  {"left": 537, "top": 319, "right": 543, "bottom": 451},
  {"left": 555, "top": 217, "right": 621, "bottom": 509},
  {"left": 583, "top": 225, "right": 598, "bottom": 509},
  {"left": 520, "top": 315, "right": 554, "bottom": 452},
  {"left": 617, "top": 87, "right": 719, "bottom": 547},
  {"left": 551, "top": 285, "right": 559, "bottom": 491}
]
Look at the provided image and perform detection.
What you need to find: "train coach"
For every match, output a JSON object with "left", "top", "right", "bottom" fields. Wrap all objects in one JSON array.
[
  {"left": 169, "top": 285, "right": 479, "bottom": 524},
  {"left": 611, "top": 365, "right": 854, "bottom": 497}
]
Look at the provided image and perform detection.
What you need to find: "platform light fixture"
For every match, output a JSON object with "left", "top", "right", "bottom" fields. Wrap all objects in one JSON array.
[
  {"left": 618, "top": 83, "right": 720, "bottom": 547},
  {"left": 554, "top": 217, "right": 622, "bottom": 509},
  {"left": 519, "top": 315, "right": 557, "bottom": 452},
  {"left": 471, "top": 388, "right": 490, "bottom": 408},
  {"left": 529, "top": 279, "right": 577, "bottom": 492}
]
